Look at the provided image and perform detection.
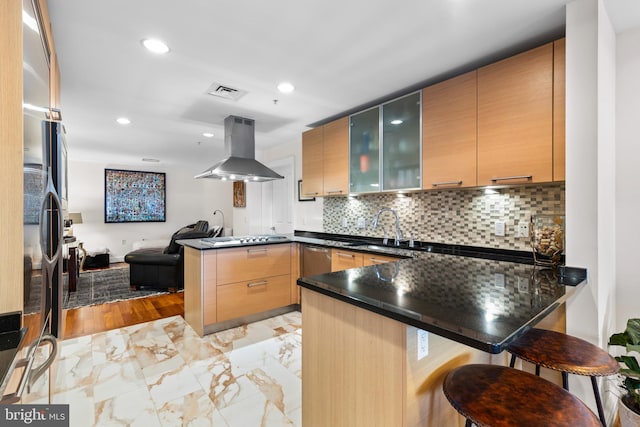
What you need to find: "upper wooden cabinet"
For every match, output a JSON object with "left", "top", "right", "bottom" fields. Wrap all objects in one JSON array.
[
  {"left": 323, "top": 117, "right": 350, "bottom": 195},
  {"left": 422, "top": 71, "right": 478, "bottom": 189},
  {"left": 477, "top": 42, "right": 554, "bottom": 186},
  {"left": 301, "top": 126, "right": 324, "bottom": 197},
  {"left": 301, "top": 117, "right": 349, "bottom": 197},
  {"left": 303, "top": 39, "right": 565, "bottom": 193},
  {"left": 553, "top": 38, "right": 566, "bottom": 182}
]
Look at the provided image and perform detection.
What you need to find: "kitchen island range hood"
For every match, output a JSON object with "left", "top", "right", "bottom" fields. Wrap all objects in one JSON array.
[{"left": 195, "top": 116, "right": 284, "bottom": 182}]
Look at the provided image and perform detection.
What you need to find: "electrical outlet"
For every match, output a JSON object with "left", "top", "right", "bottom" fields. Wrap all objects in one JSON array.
[
  {"left": 357, "top": 217, "right": 366, "bottom": 229},
  {"left": 495, "top": 221, "right": 506, "bottom": 237},
  {"left": 122, "top": 239, "right": 126, "bottom": 245},
  {"left": 516, "top": 221, "right": 529, "bottom": 238},
  {"left": 341, "top": 217, "right": 348, "bottom": 228},
  {"left": 417, "top": 329, "right": 429, "bottom": 360}
]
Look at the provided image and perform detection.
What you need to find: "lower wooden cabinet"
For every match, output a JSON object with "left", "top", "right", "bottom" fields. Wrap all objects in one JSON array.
[
  {"left": 184, "top": 243, "right": 296, "bottom": 336},
  {"left": 332, "top": 249, "right": 401, "bottom": 271},
  {"left": 362, "top": 253, "right": 401, "bottom": 266},
  {"left": 217, "top": 274, "right": 291, "bottom": 322},
  {"left": 331, "top": 249, "right": 363, "bottom": 271}
]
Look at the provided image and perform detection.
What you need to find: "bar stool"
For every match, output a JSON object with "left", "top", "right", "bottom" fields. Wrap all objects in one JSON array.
[
  {"left": 507, "top": 328, "right": 619, "bottom": 426},
  {"left": 443, "top": 364, "right": 602, "bottom": 427}
]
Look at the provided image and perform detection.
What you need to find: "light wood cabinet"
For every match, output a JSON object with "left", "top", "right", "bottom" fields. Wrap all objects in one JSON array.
[
  {"left": 302, "top": 117, "right": 349, "bottom": 197},
  {"left": 202, "top": 251, "right": 217, "bottom": 325},
  {"left": 217, "top": 244, "right": 290, "bottom": 285},
  {"left": 477, "top": 42, "right": 554, "bottom": 186},
  {"left": 184, "top": 243, "right": 295, "bottom": 336},
  {"left": 332, "top": 249, "right": 400, "bottom": 271},
  {"left": 323, "top": 117, "right": 350, "bottom": 195},
  {"left": 301, "top": 126, "right": 324, "bottom": 197},
  {"left": 217, "top": 274, "right": 291, "bottom": 322},
  {"left": 553, "top": 38, "right": 566, "bottom": 181},
  {"left": 331, "top": 249, "right": 363, "bottom": 271},
  {"left": 422, "top": 71, "right": 478, "bottom": 189},
  {"left": 0, "top": 0, "right": 24, "bottom": 315},
  {"left": 362, "top": 253, "right": 400, "bottom": 266}
]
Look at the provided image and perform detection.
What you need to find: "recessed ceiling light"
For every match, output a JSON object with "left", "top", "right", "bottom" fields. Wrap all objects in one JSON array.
[
  {"left": 391, "top": 119, "right": 403, "bottom": 125},
  {"left": 116, "top": 117, "right": 131, "bottom": 125},
  {"left": 202, "top": 132, "right": 214, "bottom": 138},
  {"left": 141, "top": 38, "right": 170, "bottom": 54},
  {"left": 277, "top": 82, "right": 295, "bottom": 94},
  {"left": 142, "top": 158, "right": 160, "bottom": 163}
]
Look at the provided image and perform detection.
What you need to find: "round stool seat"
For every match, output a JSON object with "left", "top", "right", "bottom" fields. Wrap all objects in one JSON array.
[
  {"left": 443, "top": 364, "right": 602, "bottom": 427},
  {"left": 508, "top": 328, "right": 619, "bottom": 376},
  {"left": 508, "top": 328, "right": 619, "bottom": 426}
]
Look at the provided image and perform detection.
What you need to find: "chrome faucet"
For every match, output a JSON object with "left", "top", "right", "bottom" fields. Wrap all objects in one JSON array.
[{"left": 372, "top": 208, "right": 403, "bottom": 246}]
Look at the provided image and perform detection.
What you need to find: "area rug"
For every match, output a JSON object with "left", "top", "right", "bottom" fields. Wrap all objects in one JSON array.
[
  {"left": 64, "top": 267, "right": 171, "bottom": 309},
  {"left": 24, "top": 267, "right": 171, "bottom": 312}
]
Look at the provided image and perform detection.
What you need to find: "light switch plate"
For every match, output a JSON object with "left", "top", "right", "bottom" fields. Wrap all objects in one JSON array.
[{"left": 495, "top": 221, "right": 506, "bottom": 237}]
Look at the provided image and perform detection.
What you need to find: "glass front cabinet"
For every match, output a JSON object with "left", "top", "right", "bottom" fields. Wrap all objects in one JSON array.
[
  {"left": 349, "top": 91, "right": 421, "bottom": 193},
  {"left": 349, "top": 107, "right": 380, "bottom": 193}
]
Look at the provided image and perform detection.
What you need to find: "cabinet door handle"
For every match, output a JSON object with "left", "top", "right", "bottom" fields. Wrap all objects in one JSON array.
[
  {"left": 303, "top": 192, "right": 319, "bottom": 196},
  {"left": 368, "top": 258, "right": 390, "bottom": 264},
  {"left": 491, "top": 175, "right": 532, "bottom": 182},
  {"left": 247, "top": 280, "right": 268, "bottom": 288},
  {"left": 431, "top": 180, "right": 463, "bottom": 187},
  {"left": 247, "top": 248, "right": 268, "bottom": 254},
  {"left": 326, "top": 189, "right": 343, "bottom": 194},
  {"left": 336, "top": 252, "right": 354, "bottom": 258}
]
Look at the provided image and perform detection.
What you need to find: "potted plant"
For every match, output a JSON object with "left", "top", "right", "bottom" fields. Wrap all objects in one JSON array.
[{"left": 609, "top": 319, "right": 640, "bottom": 426}]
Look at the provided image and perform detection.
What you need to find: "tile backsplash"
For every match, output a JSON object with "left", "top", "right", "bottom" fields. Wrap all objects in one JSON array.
[{"left": 323, "top": 184, "right": 565, "bottom": 251}]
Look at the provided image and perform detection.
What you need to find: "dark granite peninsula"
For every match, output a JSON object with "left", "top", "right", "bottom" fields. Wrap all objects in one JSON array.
[{"left": 298, "top": 252, "right": 586, "bottom": 427}]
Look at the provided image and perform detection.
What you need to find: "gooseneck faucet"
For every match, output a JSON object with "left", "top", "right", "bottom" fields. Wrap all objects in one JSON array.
[{"left": 372, "top": 208, "right": 403, "bottom": 246}]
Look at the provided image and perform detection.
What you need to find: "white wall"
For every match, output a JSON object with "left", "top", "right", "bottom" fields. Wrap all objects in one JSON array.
[
  {"left": 68, "top": 159, "right": 232, "bottom": 262},
  {"left": 615, "top": 26, "right": 640, "bottom": 328},
  {"left": 565, "top": 0, "right": 617, "bottom": 418},
  {"left": 233, "top": 138, "right": 324, "bottom": 235}
]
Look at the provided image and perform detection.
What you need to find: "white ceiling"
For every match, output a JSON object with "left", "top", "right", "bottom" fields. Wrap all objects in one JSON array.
[{"left": 46, "top": 0, "right": 640, "bottom": 170}]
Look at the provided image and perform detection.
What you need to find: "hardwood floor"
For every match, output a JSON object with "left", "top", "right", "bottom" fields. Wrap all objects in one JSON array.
[
  {"left": 23, "top": 292, "right": 185, "bottom": 341},
  {"left": 62, "top": 292, "right": 185, "bottom": 339}
]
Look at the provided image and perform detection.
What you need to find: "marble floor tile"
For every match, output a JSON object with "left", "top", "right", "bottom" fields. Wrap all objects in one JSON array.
[{"left": 40, "top": 311, "right": 302, "bottom": 427}]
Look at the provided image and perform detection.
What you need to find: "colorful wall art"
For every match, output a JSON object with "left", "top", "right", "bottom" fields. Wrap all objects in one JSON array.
[{"left": 104, "top": 169, "right": 166, "bottom": 223}]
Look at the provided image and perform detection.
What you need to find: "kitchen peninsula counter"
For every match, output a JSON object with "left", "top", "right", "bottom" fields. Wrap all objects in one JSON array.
[
  {"left": 297, "top": 251, "right": 586, "bottom": 427},
  {"left": 297, "top": 253, "right": 585, "bottom": 353}
]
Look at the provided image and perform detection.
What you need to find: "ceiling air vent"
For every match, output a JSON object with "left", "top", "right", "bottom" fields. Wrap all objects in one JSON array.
[{"left": 206, "top": 82, "right": 248, "bottom": 101}]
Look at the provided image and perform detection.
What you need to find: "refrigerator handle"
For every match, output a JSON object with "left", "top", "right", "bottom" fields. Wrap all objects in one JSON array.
[{"left": 39, "top": 168, "right": 63, "bottom": 266}]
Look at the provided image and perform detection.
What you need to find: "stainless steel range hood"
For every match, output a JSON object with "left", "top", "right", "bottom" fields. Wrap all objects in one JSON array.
[{"left": 195, "top": 116, "right": 284, "bottom": 182}]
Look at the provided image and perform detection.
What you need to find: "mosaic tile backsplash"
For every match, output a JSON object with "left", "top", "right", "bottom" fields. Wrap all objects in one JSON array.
[{"left": 323, "top": 184, "right": 565, "bottom": 251}]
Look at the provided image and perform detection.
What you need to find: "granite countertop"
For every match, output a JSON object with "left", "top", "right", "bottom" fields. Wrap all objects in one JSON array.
[{"left": 297, "top": 252, "right": 586, "bottom": 353}]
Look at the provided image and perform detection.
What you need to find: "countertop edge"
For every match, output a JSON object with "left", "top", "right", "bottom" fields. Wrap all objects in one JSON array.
[{"left": 297, "top": 272, "right": 583, "bottom": 354}]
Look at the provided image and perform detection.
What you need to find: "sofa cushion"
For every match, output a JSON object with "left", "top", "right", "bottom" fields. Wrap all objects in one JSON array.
[
  {"left": 164, "top": 230, "right": 210, "bottom": 254},
  {"left": 125, "top": 248, "right": 181, "bottom": 266}
]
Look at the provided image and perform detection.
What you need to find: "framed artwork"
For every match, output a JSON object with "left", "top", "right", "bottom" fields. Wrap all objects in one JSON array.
[
  {"left": 233, "top": 181, "right": 246, "bottom": 208},
  {"left": 104, "top": 169, "right": 166, "bottom": 223},
  {"left": 298, "top": 180, "right": 315, "bottom": 202}
]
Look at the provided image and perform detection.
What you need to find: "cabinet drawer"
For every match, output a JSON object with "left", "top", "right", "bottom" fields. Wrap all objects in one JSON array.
[
  {"left": 362, "top": 253, "right": 400, "bottom": 266},
  {"left": 331, "top": 249, "right": 364, "bottom": 272},
  {"left": 217, "top": 243, "right": 291, "bottom": 285},
  {"left": 217, "top": 274, "right": 291, "bottom": 322}
]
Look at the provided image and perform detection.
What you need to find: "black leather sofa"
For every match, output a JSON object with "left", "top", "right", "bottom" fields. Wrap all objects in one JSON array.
[{"left": 124, "top": 221, "right": 218, "bottom": 292}]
